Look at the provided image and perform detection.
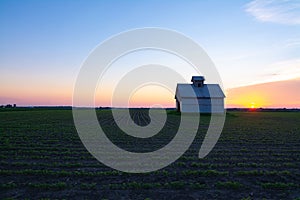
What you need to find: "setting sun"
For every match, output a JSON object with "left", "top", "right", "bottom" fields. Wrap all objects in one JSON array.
[{"left": 226, "top": 85, "right": 273, "bottom": 108}]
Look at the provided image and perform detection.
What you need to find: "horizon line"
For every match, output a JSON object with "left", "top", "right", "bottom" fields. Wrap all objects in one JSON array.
[{"left": 1, "top": 105, "right": 300, "bottom": 110}]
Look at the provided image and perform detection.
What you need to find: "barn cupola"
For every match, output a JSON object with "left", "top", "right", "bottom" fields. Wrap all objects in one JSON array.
[{"left": 191, "top": 76, "right": 205, "bottom": 87}]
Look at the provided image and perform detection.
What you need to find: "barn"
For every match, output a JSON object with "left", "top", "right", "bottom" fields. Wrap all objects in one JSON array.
[{"left": 175, "top": 76, "right": 225, "bottom": 113}]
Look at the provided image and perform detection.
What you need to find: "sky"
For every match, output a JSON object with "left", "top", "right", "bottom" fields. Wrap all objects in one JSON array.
[{"left": 0, "top": 0, "right": 300, "bottom": 108}]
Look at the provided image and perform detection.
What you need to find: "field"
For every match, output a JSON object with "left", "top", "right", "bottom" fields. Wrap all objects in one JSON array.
[{"left": 0, "top": 108, "right": 300, "bottom": 199}]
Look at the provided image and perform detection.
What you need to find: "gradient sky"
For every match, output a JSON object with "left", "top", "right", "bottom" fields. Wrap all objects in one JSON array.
[{"left": 1, "top": 0, "right": 300, "bottom": 108}]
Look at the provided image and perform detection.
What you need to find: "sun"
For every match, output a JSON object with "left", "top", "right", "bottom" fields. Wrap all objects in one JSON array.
[{"left": 250, "top": 102, "right": 256, "bottom": 109}]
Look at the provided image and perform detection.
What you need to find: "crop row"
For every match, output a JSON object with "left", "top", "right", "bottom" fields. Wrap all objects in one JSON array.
[
  {"left": 0, "top": 169, "right": 296, "bottom": 178},
  {"left": 190, "top": 161, "right": 299, "bottom": 168},
  {"left": 1, "top": 161, "right": 298, "bottom": 172},
  {"left": 1, "top": 150, "right": 298, "bottom": 163},
  {"left": 1, "top": 181, "right": 298, "bottom": 191}
]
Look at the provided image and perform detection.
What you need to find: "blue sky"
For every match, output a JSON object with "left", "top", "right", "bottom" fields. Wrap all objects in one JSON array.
[{"left": 0, "top": 0, "right": 300, "bottom": 105}]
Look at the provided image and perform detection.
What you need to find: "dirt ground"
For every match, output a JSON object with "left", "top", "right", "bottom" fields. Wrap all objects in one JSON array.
[{"left": 0, "top": 109, "right": 299, "bottom": 199}]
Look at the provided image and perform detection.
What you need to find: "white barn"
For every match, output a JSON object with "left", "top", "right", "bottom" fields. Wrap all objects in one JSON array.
[{"left": 175, "top": 76, "right": 225, "bottom": 113}]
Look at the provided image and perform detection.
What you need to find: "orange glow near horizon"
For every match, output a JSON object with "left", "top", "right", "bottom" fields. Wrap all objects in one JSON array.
[
  {"left": 1, "top": 78, "right": 299, "bottom": 108},
  {"left": 227, "top": 91, "right": 269, "bottom": 108},
  {"left": 128, "top": 85, "right": 174, "bottom": 108},
  {"left": 94, "top": 84, "right": 175, "bottom": 108},
  {"left": 226, "top": 78, "right": 300, "bottom": 108}
]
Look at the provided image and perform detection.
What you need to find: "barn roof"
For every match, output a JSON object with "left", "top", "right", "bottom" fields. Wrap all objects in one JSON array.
[
  {"left": 176, "top": 84, "right": 225, "bottom": 98},
  {"left": 191, "top": 76, "right": 205, "bottom": 81}
]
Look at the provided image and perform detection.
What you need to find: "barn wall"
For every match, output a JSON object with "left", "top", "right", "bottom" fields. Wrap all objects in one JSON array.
[
  {"left": 176, "top": 99, "right": 180, "bottom": 112},
  {"left": 211, "top": 98, "right": 224, "bottom": 113},
  {"left": 182, "top": 98, "right": 211, "bottom": 105},
  {"left": 180, "top": 98, "right": 224, "bottom": 113}
]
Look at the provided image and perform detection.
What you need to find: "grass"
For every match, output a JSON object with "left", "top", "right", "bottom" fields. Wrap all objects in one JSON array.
[
  {"left": 80, "top": 183, "right": 97, "bottom": 190},
  {"left": 235, "top": 170, "right": 292, "bottom": 176},
  {"left": 28, "top": 182, "right": 67, "bottom": 190},
  {"left": 261, "top": 182, "right": 298, "bottom": 190},
  {"left": 108, "top": 182, "right": 162, "bottom": 190},
  {"left": 216, "top": 181, "right": 243, "bottom": 189},
  {"left": 0, "top": 182, "right": 17, "bottom": 189},
  {"left": 182, "top": 169, "right": 229, "bottom": 176},
  {"left": 189, "top": 183, "right": 206, "bottom": 189},
  {"left": 164, "top": 181, "right": 185, "bottom": 189}
]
